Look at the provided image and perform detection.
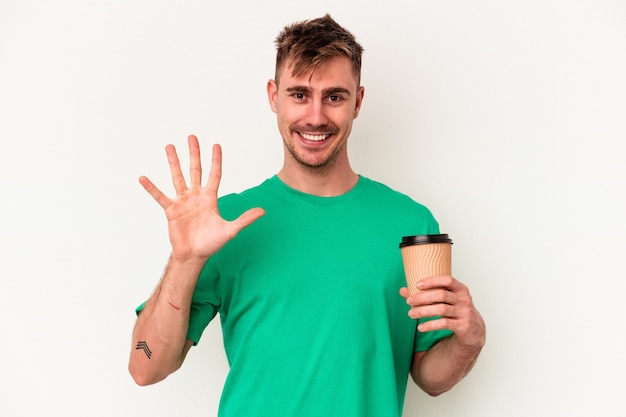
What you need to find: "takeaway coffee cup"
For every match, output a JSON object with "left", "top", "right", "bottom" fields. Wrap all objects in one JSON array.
[{"left": 399, "top": 234, "right": 453, "bottom": 296}]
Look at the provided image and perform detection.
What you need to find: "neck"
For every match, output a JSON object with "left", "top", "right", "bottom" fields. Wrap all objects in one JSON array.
[{"left": 277, "top": 162, "right": 359, "bottom": 197}]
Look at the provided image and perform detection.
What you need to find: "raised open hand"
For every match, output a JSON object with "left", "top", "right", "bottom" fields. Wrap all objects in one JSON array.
[{"left": 139, "top": 135, "right": 265, "bottom": 261}]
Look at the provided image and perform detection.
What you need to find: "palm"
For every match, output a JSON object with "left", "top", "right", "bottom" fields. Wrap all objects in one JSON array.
[{"left": 140, "top": 135, "right": 264, "bottom": 260}]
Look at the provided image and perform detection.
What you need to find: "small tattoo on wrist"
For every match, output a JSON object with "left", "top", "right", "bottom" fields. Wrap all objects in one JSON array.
[{"left": 136, "top": 341, "right": 152, "bottom": 359}]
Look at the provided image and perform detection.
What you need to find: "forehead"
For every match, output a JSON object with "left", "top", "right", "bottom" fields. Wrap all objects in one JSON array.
[{"left": 279, "top": 56, "right": 359, "bottom": 89}]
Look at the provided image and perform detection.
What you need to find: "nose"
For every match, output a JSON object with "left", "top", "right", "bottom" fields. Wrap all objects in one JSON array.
[{"left": 304, "top": 99, "right": 329, "bottom": 127}]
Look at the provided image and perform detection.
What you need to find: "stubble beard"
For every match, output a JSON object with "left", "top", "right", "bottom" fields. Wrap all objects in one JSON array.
[{"left": 283, "top": 137, "right": 346, "bottom": 174}]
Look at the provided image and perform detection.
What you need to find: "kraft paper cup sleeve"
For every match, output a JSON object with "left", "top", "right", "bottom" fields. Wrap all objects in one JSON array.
[{"left": 399, "top": 234, "right": 453, "bottom": 295}]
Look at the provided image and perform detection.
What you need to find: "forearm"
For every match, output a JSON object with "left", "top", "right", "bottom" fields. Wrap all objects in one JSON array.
[
  {"left": 411, "top": 334, "right": 483, "bottom": 396},
  {"left": 128, "top": 256, "right": 206, "bottom": 385}
]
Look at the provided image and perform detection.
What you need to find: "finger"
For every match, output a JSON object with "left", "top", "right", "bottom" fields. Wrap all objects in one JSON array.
[
  {"left": 188, "top": 135, "right": 202, "bottom": 188},
  {"left": 139, "top": 176, "right": 171, "bottom": 209},
  {"left": 417, "top": 275, "right": 455, "bottom": 291},
  {"left": 410, "top": 302, "right": 452, "bottom": 320},
  {"left": 410, "top": 288, "right": 454, "bottom": 306},
  {"left": 165, "top": 144, "right": 187, "bottom": 195},
  {"left": 399, "top": 287, "right": 409, "bottom": 299},
  {"left": 205, "top": 144, "right": 223, "bottom": 193},
  {"left": 416, "top": 316, "right": 453, "bottom": 333}
]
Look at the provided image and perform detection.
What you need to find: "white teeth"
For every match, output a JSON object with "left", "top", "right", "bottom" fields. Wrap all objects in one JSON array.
[{"left": 301, "top": 133, "right": 329, "bottom": 141}]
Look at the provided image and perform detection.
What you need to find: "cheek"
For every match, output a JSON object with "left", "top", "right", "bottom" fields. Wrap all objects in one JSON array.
[
  {"left": 277, "top": 106, "right": 302, "bottom": 124},
  {"left": 336, "top": 109, "right": 357, "bottom": 127}
]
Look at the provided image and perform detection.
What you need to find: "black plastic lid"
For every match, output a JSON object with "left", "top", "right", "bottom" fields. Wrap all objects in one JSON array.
[{"left": 399, "top": 233, "right": 453, "bottom": 248}]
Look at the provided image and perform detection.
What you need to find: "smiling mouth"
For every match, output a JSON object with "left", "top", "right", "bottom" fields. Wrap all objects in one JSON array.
[{"left": 300, "top": 132, "right": 331, "bottom": 142}]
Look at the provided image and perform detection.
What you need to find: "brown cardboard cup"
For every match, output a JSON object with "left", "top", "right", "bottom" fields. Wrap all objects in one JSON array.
[{"left": 399, "top": 234, "right": 453, "bottom": 296}]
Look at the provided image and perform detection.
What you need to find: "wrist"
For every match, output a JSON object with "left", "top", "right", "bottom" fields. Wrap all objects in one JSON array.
[
  {"left": 169, "top": 249, "right": 211, "bottom": 264},
  {"left": 162, "top": 253, "right": 209, "bottom": 287}
]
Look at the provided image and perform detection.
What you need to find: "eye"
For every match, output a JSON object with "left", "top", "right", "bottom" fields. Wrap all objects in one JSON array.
[
  {"left": 293, "top": 93, "right": 306, "bottom": 100},
  {"left": 328, "top": 95, "right": 342, "bottom": 103}
]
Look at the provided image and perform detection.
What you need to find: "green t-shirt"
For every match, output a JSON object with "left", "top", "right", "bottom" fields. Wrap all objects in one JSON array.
[{"left": 147, "top": 175, "right": 452, "bottom": 416}]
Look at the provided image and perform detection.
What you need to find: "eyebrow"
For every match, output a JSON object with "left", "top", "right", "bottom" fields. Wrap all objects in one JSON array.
[{"left": 285, "top": 86, "right": 352, "bottom": 96}]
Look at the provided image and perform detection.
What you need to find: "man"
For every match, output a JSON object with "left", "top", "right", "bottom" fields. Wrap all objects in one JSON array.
[{"left": 129, "top": 14, "right": 486, "bottom": 417}]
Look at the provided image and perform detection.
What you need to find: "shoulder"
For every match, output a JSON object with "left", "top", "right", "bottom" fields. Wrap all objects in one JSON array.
[
  {"left": 362, "top": 177, "right": 433, "bottom": 212},
  {"left": 359, "top": 176, "right": 440, "bottom": 234}
]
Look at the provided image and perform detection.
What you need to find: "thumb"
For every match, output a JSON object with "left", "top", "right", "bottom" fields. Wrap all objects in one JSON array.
[{"left": 232, "top": 207, "right": 265, "bottom": 232}]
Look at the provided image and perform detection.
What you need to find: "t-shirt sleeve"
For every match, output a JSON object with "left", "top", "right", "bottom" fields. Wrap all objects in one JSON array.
[
  {"left": 133, "top": 257, "right": 221, "bottom": 346},
  {"left": 186, "top": 257, "right": 221, "bottom": 345}
]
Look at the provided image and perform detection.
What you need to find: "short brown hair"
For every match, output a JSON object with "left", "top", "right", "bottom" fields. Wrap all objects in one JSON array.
[{"left": 274, "top": 14, "right": 364, "bottom": 85}]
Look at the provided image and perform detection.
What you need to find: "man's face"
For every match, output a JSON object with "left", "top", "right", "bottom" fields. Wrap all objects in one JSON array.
[{"left": 267, "top": 56, "right": 364, "bottom": 171}]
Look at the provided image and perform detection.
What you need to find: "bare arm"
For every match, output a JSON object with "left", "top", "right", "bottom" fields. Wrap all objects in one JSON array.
[
  {"left": 128, "top": 257, "right": 204, "bottom": 386},
  {"left": 400, "top": 276, "right": 486, "bottom": 396},
  {"left": 128, "top": 135, "right": 264, "bottom": 386}
]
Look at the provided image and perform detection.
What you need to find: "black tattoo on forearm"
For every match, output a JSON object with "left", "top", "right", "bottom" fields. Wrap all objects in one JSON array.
[{"left": 136, "top": 341, "right": 152, "bottom": 359}]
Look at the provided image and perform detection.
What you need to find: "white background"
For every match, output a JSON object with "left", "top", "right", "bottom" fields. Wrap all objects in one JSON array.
[{"left": 1, "top": 1, "right": 625, "bottom": 416}]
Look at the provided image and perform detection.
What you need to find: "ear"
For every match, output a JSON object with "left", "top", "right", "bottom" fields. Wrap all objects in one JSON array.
[
  {"left": 353, "top": 86, "right": 365, "bottom": 119},
  {"left": 267, "top": 79, "right": 278, "bottom": 113}
]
